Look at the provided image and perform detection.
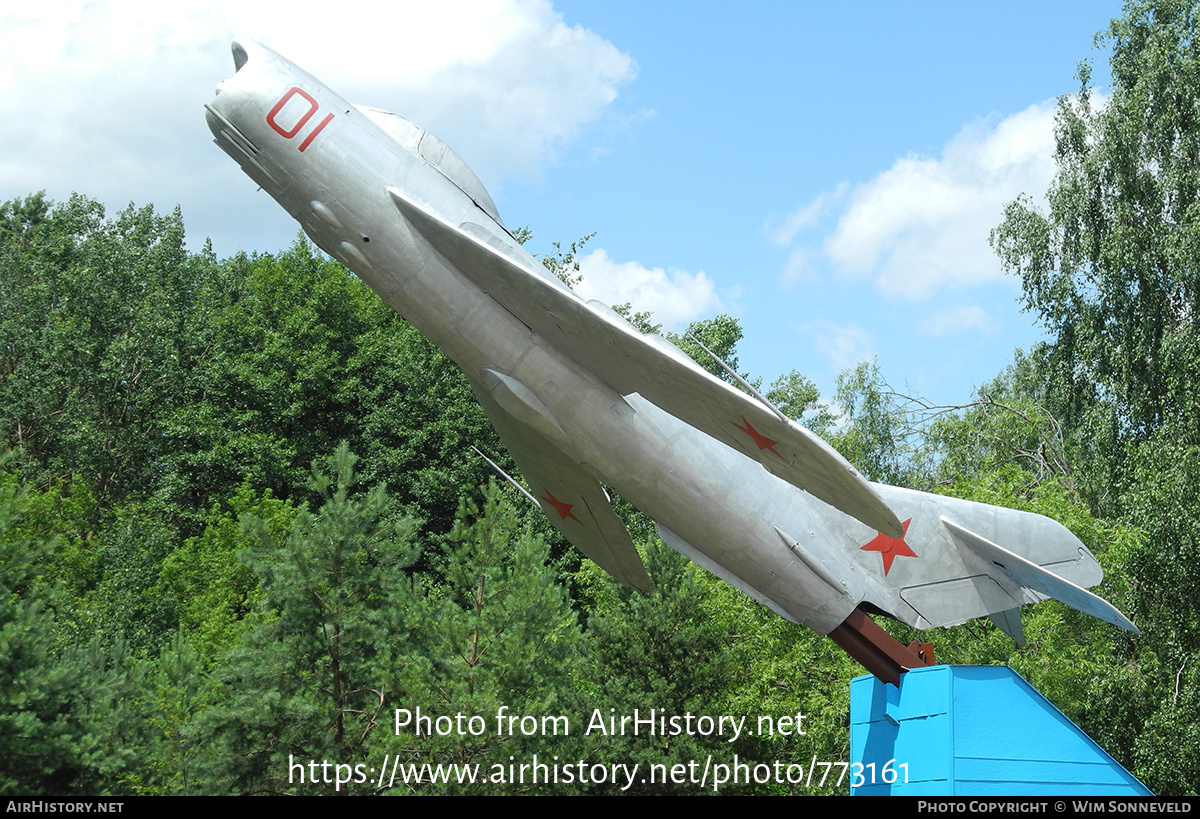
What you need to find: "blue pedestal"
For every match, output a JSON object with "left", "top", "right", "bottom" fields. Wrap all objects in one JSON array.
[{"left": 849, "top": 665, "right": 1151, "bottom": 796}]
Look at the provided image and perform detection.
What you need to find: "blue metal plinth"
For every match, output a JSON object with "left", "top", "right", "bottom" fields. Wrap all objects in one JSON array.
[{"left": 849, "top": 665, "right": 1151, "bottom": 796}]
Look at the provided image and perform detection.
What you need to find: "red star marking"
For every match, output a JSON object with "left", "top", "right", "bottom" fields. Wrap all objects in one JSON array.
[
  {"left": 733, "top": 416, "right": 784, "bottom": 460},
  {"left": 540, "top": 491, "right": 582, "bottom": 524},
  {"left": 861, "top": 518, "right": 917, "bottom": 575}
]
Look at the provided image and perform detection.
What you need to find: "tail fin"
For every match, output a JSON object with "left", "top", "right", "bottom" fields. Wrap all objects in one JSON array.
[{"left": 855, "top": 484, "right": 1137, "bottom": 637}]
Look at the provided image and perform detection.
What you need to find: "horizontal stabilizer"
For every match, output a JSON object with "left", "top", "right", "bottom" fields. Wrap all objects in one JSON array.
[
  {"left": 941, "top": 517, "right": 1138, "bottom": 634},
  {"left": 386, "top": 185, "right": 903, "bottom": 539}
]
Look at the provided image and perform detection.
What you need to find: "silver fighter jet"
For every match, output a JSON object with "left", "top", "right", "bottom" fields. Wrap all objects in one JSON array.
[{"left": 205, "top": 40, "right": 1136, "bottom": 683}]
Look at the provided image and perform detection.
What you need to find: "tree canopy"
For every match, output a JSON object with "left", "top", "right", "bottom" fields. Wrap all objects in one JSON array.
[{"left": 988, "top": 0, "right": 1200, "bottom": 794}]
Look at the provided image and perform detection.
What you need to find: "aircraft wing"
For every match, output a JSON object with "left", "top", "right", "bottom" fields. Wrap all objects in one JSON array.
[
  {"left": 467, "top": 377, "right": 654, "bottom": 593},
  {"left": 387, "top": 186, "right": 904, "bottom": 539}
]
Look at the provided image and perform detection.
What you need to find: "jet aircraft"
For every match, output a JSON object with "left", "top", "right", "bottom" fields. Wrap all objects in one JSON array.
[{"left": 205, "top": 40, "right": 1136, "bottom": 684}]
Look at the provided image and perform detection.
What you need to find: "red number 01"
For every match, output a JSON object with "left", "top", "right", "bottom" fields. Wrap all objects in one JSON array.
[{"left": 266, "top": 87, "right": 334, "bottom": 153}]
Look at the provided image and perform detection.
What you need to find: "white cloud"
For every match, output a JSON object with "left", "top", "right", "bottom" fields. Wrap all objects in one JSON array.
[
  {"left": 314, "top": 0, "right": 637, "bottom": 180},
  {"left": 780, "top": 102, "right": 1059, "bottom": 298},
  {"left": 0, "top": 0, "right": 634, "bottom": 252},
  {"left": 780, "top": 246, "right": 818, "bottom": 289},
  {"left": 803, "top": 320, "right": 875, "bottom": 371},
  {"left": 768, "top": 183, "right": 847, "bottom": 246},
  {"left": 574, "top": 248, "right": 723, "bottom": 330},
  {"left": 917, "top": 305, "right": 995, "bottom": 337}
]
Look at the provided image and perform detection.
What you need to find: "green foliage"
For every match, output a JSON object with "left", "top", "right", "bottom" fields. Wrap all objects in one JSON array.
[
  {"left": 767, "top": 369, "right": 836, "bottom": 436},
  {"left": 667, "top": 314, "right": 747, "bottom": 384},
  {"left": 991, "top": 0, "right": 1200, "bottom": 442},
  {"left": 344, "top": 315, "right": 499, "bottom": 539},
  {"left": 156, "top": 238, "right": 383, "bottom": 523},
  {"left": 194, "top": 444, "right": 419, "bottom": 794},
  {"left": 612, "top": 302, "right": 661, "bottom": 334},
  {"left": 0, "top": 467, "right": 157, "bottom": 795},
  {"left": 831, "top": 361, "right": 934, "bottom": 487},
  {"left": 538, "top": 232, "right": 595, "bottom": 288},
  {"left": 929, "top": 355, "right": 1081, "bottom": 495},
  {"left": 425, "top": 484, "right": 581, "bottom": 708},
  {"left": 578, "top": 538, "right": 735, "bottom": 794},
  {"left": 380, "top": 483, "right": 585, "bottom": 794},
  {"left": 988, "top": 0, "right": 1200, "bottom": 793},
  {"left": 84, "top": 505, "right": 179, "bottom": 653},
  {"left": 156, "top": 481, "right": 301, "bottom": 666},
  {"left": 702, "top": 576, "right": 859, "bottom": 795},
  {"left": 0, "top": 195, "right": 193, "bottom": 504}
]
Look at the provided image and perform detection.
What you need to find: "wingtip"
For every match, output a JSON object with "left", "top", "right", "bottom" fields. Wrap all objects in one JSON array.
[
  {"left": 835, "top": 491, "right": 903, "bottom": 538},
  {"left": 880, "top": 515, "right": 905, "bottom": 540},
  {"left": 857, "top": 489, "right": 904, "bottom": 539}
]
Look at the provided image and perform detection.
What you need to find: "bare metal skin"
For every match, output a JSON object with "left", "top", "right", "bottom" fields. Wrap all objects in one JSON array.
[{"left": 205, "top": 40, "right": 1136, "bottom": 654}]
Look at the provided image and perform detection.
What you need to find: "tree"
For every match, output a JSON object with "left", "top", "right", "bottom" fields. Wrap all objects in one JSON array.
[
  {"left": 379, "top": 483, "right": 586, "bottom": 794},
  {"left": 193, "top": 444, "right": 420, "bottom": 794},
  {"left": 829, "top": 361, "right": 936, "bottom": 488},
  {"left": 0, "top": 466, "right": 158, "bottom": 796},
  {"left": 578, "top": 537, "right": 736, "bottom": 794},
  {"left": 667, "top": 314, "right": 748, "bottom": 383},
  {"left": 155, "top": 481, "right": 301, "bottom": 666},
  {"left": 991, "top": 0, "right": 1200, "bottom": 449},
  {"left": 343, "top": 314, "right": 500, "bottom": 540},
  {"left": 537, "top": 232, "right": 595, "bottom": 288},
  {"left": 156, "top": 238, "right": 384, "bottom": 525},
  {"left": 0, "top": 195, "right": 193, "bottom": 506},
  {"left": 989, "top": 1, "right": 1200, "bottom": 793},
  {"left": 766, "top": 369, "right": 836, "bottom": 436}
]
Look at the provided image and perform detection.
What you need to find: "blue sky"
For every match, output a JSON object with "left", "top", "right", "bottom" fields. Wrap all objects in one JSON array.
[
  {"left": 515, "top": 2, "right": 1125, "bottom": 406},
  {"left": 1, "top": 0, "right": 1126, "bottom": 408}
]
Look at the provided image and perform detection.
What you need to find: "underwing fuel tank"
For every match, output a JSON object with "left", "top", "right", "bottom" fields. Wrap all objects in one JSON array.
[{"left": 206, "top": 39, "right": 1137, "bottom": 684}]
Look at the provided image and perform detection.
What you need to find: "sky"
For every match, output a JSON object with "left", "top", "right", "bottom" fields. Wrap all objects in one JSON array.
[{"left": 1, "top": 0, "right": 1127, "bottom": 409}]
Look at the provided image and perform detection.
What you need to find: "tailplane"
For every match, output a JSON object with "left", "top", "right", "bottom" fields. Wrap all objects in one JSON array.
[{"left": 851, "top": 485, "right": 1137, "bottom": 638}]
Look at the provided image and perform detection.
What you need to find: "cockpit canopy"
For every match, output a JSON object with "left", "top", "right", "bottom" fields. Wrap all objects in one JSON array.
[{"left": 355, "top": 105, "right": 503, "bottom": 227}]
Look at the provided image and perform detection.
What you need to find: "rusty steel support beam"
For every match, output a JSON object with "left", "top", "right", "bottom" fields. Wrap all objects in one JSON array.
[{"left": 827, "top": 606, "right": 935, "bottom": 686}]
